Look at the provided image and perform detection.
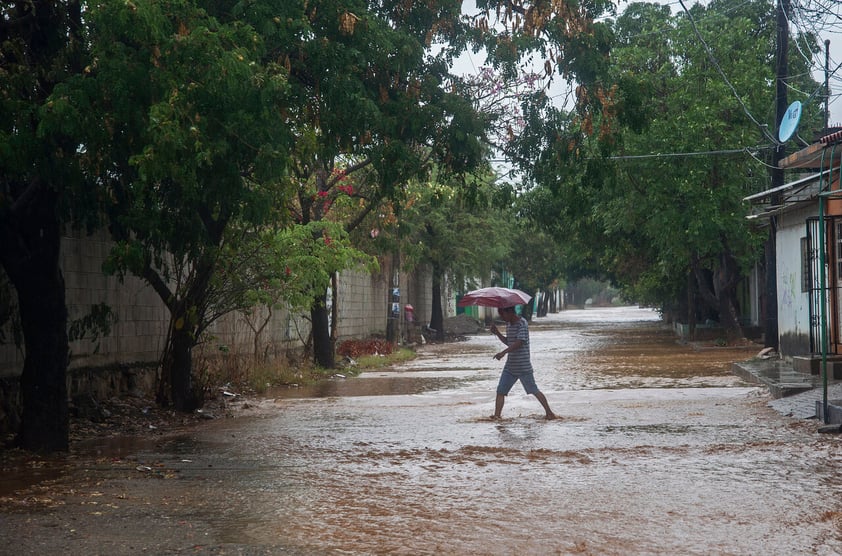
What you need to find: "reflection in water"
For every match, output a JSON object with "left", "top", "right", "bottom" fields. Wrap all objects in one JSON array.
[
  {"left": 267, "top": 374, "right": 471, "bottom": 399},
  {"left": 0, "top": 456, "right": 70, "bottom": 497}
]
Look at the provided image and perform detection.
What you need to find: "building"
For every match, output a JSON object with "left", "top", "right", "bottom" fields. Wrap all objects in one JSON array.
[{"left": 746, "top": 130, "right": 842, "bottom": 369}]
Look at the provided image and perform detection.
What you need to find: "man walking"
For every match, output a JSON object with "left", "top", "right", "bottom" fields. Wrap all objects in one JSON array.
[{"left": 490, "top": 306, "right": 556, "bottom": 420}]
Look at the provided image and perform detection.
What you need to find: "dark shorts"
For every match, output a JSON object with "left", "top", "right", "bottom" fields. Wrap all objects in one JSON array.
[{"left": 496, "top": 369, "right": 539, "bottom": 395}]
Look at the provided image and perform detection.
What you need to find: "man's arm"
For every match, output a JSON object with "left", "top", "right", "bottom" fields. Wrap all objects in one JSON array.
[
  {"left": 490, "top": 323, "right": 506, "bottom": 344},
  {"left": 495, "top": 339, "right": 523, "bottom": 360}
]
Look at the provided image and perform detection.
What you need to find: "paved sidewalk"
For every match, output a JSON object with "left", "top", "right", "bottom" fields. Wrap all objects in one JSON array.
[
  {"left": 768, "top": 382, "right": 842, "bottom": 420},
  {"left": 732, "top": 358, "right": 842, "bottom": 422}
]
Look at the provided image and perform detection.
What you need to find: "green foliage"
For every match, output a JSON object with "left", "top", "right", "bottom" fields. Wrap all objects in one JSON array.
[
  {"left": 0, "top": 1, "right": 93, "bottom": 226},
  {"left": 513, "top": 0, "right": 824, "bottom": 323},
  {"left": 399, "top": 171, "right": 512, "bottom": 286},
  {"left": 600, "top": 0, "right": 821, "bottom": 303},
  {"left": 79, "top": 0, "right": 294, "bottom": 322},
  {"left": 222, "top": 220, "right": 379, "bottom": 316},
  {"left": 508, "top": 223, "right": 565, "bottom": 295},
  {"left": 355, "top": 348, "right": 416, "bottom": 370},
  {"left": 225, "top": 1, "right": 494, "bottom": 365},
  {"left": 50, "top": 0, "right": 301, "bottom": 407}
]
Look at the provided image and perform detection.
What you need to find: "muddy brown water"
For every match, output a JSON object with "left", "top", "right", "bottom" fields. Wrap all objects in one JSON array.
[{"left": 3, "top": 306, "right": 842, "bottom": 555}]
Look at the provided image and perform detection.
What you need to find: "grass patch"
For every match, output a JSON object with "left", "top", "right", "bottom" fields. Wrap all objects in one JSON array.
[
  {"left": 201, "top": 343, "right": 418, "bottom": 397},
  {"left": 243, "top": 361, "right": 334, "bottom": 394},
  {"left": 355, "top": 348, "right": 416, "bottom": 370},
  {"left": 200, "top": 351, "right": 338, "bottom": 396}
]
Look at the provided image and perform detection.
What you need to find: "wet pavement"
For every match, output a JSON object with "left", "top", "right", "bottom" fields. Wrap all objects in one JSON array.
[{"left": 3, "top": 306, "right": 842, "bottom": 555}]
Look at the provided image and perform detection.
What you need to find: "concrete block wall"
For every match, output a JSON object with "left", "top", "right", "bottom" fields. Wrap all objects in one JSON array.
[
  {"left": 198, "top": 306, "right": 309, "bottom": 361},
  {"left": 63, "top": 229, "right": 169, "bottom": 369},
  {"left": 336, "top": 268, "right": 389, "bottom": 340},
  {"left": 1, "top": 230, "right": 437, "bottom": 378}
]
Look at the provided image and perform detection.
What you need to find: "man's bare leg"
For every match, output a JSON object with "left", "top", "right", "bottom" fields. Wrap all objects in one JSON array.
[
  {"left": 534, "top": 391, "right": 556, "bottom": 419},
  {"left": 491, "top": 394, "right": 505, "bottom": 419}
]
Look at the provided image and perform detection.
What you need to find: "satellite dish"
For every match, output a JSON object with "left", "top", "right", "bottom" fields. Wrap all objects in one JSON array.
[{"left": 778, "top": 100, "right": 802, "bottom": 142}]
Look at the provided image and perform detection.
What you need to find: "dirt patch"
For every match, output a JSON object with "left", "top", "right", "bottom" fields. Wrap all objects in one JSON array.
[{"left": 0, "top": 388, "right": 269, "bottom": 485}]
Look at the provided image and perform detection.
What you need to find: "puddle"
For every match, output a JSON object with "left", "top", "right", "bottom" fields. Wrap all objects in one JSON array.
[{"left": 267, "top": 374, "right": 474, "bottom": 399}]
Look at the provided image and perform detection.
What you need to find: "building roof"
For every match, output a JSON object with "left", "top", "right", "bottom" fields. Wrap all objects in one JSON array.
[
  {"left": 779, "top": 128, "right": 842, "bottom": 170},
  {"left": 744, "top": 129, "right": 842, "bottom": 220},
  {"left": 744, "top": 170, "right": 828, "bottom": 220}
]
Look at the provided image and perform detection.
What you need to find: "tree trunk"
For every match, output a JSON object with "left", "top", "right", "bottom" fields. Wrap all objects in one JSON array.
[
  {"left": 312, "top": 293, "right": 334, "bottom": 368},
  {"left": 537, "top": 292, "right": 549, "bottom": 317},
  {"left": 168, "top": 324, "right": 198, "bottom": 412},
  {"left": 0, "top": 186, "right": 69, "bottom": 453},
  {"left": 687, "top": 270, "right": 696, "bottom": 340},
  {"left": 330, "top": 272, "right": 339, "bottom": 348},
  {"left": 520, "top": 288, "right": 535, "bottom": 321},
  {"left": 692, "top": 252, "right": 745, "bottom": 343},
  {"left": 712, "top": 252, "right": 744, "bottom": 343},
  {"left": 0, "top": 0, "right": 84, "bottom": 453},
  {"left": 716, "top": 288, "right": 744, "bottom": 344},
  {"left": 16, "top": 274, "right": 69, "bottom": 453},
  {"left": 143, "top": 259, "right": 213, "bottom": 412},
  {"left": 430, "top": 264, "right": 444, "bottom": 342}
]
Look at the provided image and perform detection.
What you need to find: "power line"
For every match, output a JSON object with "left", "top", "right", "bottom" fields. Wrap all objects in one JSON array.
[
  {"left": 616, "top": 1, "right": 842, "bottom": 125},
  {"left": 607, "top": 146, "right": 773, "bottom": 161}
]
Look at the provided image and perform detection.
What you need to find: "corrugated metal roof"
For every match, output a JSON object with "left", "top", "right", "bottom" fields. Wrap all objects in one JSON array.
[
  {"left": 744, "top": 170, "right": 829, "bottom": 221},
  {"left": 820, "top": 129, "right": 842, "bottom": 144},
  {"left": 743, "top": 170, "right": 829, "bottom": 202}
]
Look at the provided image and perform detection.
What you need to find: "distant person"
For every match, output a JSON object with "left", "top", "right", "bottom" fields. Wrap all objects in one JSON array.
[
  {"left": 489, "top": 306, "right": 556, "bottom": 420},
  {"left": 404, "top": 304, "right": 415, "bottom": 344}
]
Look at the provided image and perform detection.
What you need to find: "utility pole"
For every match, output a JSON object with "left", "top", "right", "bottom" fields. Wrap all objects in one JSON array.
[
  {"left": 765, "top": 0, "right": 790, "bottom": 351},
  {"left": 826, "top": 39, "right": 831, "bottom": 130}
]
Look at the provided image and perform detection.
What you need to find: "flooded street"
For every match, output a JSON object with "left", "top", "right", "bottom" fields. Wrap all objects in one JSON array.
[{"left": 4, "top": 306, "right": 842, "bottom": 555}]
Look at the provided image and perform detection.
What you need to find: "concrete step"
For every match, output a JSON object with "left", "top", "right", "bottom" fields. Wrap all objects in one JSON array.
[{"left": 731, "top": 360, "right": 818, "bottom": 399}]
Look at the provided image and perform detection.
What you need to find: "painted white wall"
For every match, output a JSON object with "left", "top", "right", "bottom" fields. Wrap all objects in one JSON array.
[{"left": 775, "top": 204, "right": 816, "bottom": 354}]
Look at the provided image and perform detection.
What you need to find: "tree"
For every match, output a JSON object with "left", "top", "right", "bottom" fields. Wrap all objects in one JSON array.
[
  {"left": 399, "top": 173, "right": 513, "bottom": 340},
  {"left": 78, "top": 0, "right": 292, "bottom": 410},
  {"left": 225, "top": 220, "right": 377, "bottom": 361},
  {"left": 512, "top": 0, "right": 825, "bottom": 341},
  {"left": 507, "top": 222, "right": 565, "bottom": 318},
  {"left": 0, "top": 0, "right": 90, "bottom": 452},
  {"left": 228, "top": 0, "right": 487, "bottom": 367},
  {"left": 605, "top": 0, "right": 825, "bottom": 340}
]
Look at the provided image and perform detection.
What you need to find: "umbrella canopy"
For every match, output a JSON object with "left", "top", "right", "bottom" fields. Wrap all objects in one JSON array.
[{"left": 457, "top": 287, "right": 532, "bottom": 308}]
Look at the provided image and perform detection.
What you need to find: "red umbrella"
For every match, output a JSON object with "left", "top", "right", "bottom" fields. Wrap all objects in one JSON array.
[{"left": 457, "top": 287, "right": 532, "bottom": 308}]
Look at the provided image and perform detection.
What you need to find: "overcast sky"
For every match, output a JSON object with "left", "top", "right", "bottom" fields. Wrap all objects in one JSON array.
[{"left": 453, "top": 0, "right": 842, "bottom": 126}]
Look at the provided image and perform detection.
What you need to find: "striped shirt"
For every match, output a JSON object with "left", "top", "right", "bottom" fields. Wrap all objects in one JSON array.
[{"left": 504, "top": 317, "right": 532, "bottom": 374}]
